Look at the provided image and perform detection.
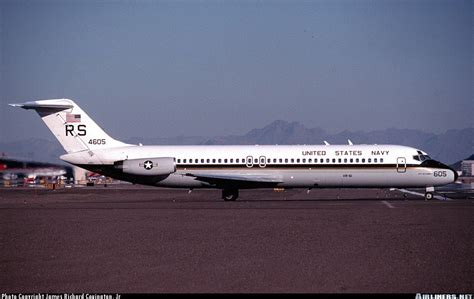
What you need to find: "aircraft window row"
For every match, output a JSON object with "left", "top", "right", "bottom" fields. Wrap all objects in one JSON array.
[{"left": 175, "top": 158, "right": 384, "bottom": 164}]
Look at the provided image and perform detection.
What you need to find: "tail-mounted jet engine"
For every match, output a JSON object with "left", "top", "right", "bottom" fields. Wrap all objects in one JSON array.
[{"left": 114, "top": 157, "right": 176, "bottom": 176}]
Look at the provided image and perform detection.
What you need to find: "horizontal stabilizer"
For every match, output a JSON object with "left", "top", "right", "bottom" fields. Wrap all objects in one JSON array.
[{"left": 9, "top": 100, "right": 74, "bottom": 110}]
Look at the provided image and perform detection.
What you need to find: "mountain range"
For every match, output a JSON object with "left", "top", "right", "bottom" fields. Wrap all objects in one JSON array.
[{"left": 1, "top": 120, "right": 472, "bottom": 166}]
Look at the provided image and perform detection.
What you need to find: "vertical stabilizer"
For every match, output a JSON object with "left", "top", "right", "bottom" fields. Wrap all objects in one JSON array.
[{"left": 10, "top": 99, "right": 129, "bottom": 153}]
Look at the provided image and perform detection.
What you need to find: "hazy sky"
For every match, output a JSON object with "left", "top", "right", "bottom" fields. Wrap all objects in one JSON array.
[{"left": 1, "top": 0, "right": 472, "bottom": 143}]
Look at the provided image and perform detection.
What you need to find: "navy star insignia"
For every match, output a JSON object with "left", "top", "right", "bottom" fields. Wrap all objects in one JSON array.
[{"left": 144, "top": 160, "right": 153, "bottom": 170}]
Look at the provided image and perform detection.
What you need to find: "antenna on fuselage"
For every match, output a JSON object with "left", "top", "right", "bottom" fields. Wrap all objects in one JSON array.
[
  {"left": 324, "top": 141, "right": 330, "bottom": 145},
  {"left": 348, "top": 139, "right": 353, "bottom": 145}
]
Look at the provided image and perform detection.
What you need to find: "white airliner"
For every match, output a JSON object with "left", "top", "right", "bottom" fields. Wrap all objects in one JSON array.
[{"left": 11, "top": 99, "right": 457, "bottom": 200}]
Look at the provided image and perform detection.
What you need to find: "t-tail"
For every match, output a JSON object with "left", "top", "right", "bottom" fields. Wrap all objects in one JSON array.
[{"left": 10, "top": 99, "right": 130, "bottom": 153}]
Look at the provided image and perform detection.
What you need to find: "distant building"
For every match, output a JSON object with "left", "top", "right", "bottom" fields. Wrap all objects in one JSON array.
[
  {"left": 461, "top": 160, "right": 474, "bottom": 176},
  {"left": 0, "top": 157, "right": 73, "bottom": 186},
  {"left": 73, "top": 166, "right": 88, "bottom": 185}
]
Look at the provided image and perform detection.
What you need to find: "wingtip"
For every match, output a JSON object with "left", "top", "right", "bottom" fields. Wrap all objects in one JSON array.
[{"left": 9, "top": 103, "right": 24, "bottom": 108}]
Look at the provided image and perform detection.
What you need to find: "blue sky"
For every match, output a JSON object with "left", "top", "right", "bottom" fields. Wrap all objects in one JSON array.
[{"left": 1, "top": 0, "right": 472, "bottom": 142}]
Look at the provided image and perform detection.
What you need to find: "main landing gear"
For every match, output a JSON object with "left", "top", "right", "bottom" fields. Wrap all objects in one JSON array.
[{"left": 222, "top": 189, "right": 239, "bottom": 201}]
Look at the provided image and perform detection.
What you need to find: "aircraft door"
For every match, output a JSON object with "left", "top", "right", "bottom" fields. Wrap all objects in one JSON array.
[
  {"left": 397, "top": 157, "right": 406, "bottom": 173},
  {"left": 246, "top": 156, "right": 253, "bottom": 168},
  {"left": 259, "top": 156, "right": 266, "bottom": 168}
]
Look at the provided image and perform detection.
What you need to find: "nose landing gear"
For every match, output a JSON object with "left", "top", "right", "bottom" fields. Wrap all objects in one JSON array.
[{"left": 425, "top": 186, "right": 435, "bottom": 201}]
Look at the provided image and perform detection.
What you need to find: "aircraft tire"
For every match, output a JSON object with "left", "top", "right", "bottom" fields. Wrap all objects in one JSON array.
[
  {"left": 425, "top": 192, "right": 433, "bottom": 200},
  {"left": 222, "top": 189, "right": 239, "bottom": 201}
]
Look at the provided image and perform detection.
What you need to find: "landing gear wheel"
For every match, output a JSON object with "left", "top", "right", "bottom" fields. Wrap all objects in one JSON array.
[
  {"left": 222, "top": 189, "right": 239, "bottom": 201},
  {"left": 425, "top": 192, "right": 433, "bottom": 201}
]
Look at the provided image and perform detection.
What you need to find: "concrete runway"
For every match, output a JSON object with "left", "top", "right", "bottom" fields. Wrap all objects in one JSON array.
[{"left": 0, "top": 187, "right": 472, "bottom": 293}]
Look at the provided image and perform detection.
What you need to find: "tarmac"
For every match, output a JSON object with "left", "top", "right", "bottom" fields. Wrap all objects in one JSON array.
[{"left": 0, "top": 186, "right": 472, "bottom": 293}]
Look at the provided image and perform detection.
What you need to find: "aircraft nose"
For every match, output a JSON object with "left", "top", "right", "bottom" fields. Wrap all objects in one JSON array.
[{"left": 450, "top": 167, "right": 458, "bottom": 182}]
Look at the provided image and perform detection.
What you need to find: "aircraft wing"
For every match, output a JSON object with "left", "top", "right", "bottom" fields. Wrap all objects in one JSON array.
[{"left": 185, "top": 172, "right": 283, "bottom": 188}]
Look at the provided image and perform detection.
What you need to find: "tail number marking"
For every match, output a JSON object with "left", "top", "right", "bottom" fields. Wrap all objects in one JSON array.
[
  {"left": 89, "top": 139, "right": 106, "bottom": 145},
  {"left": 433, "top": 171, "right": 447, "bottom": 177},
  {"left": 65, "top": 124, "right": 87, "bottom": 136}
]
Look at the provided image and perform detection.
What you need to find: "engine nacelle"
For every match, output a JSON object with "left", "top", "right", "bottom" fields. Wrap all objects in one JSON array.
[{"left": 115, "top": 157, "right": 176, "bottom": 176}]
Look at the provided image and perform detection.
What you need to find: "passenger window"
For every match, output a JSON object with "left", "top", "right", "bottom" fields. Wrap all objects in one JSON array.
[
  {"left": 201, "top": 159, "right": 204, "bottom": 163},
  {"left": 177, "top": 159, "right": 181, "bottom": 163},
  {"left": 320, "top": 158, "right": 323, "bottom": 163},
  {"left": 326, "top": 158, "right": 330, "bottom": 163},
  {"left": 374, "top": 158, "right": 378, "bottom": 163},
  {"left": 380, "top": 158, "right": 383, "bottom": 163},
  {"left": 236, "top": 159, "right": 239, "bottom": 163},
  {"left": 338, "top": 158, "right": 341, "bottom": 163},
  {"left": 267, "top": 159, "right": 271, "bottom": 163},
  {"left": 291, "top": 159, "right": 294, "bottom": 163},
  {"left": 362, "top": 158, "right": 365, "bottom": 163},
  {"left": 254, "top": 158, "right": 258, "bottom": 163},
  {"left": 308, "top": 158, "right": 312, "bottom": 163},
  {"left": 302, "top": 159, "right": 306, "bottom": 163},
  {"left": 356, "top": 158, "right": 359, "bottom": 163},
  {"left": 344, "top": 158, "right": 347, "bottom": 163},
  {"left": 224, "top": 159, "right": 228, "bottom": 163},
  {"left": 183, "top": 159, "right": 187, "bottom": 163},
  {"left": 230, "top": 159, "right": 233, "bottom": 163},
  {"left": 212, "top": 159, "right": 216, "bottom": 163},
  {"left": 273, "top": 158, "right": 277, "bottom": 163},
  {"left": 285, "top": 159, "right": 288, "bottom": 163},
  {"left": 195, "top": 159, "right": 198, "bottom": 163},
  {"left": 218, "top": 159, "right": 222, "bottom": 163},
  {"left": 368, "top": 158, "right": 371, "bottom": 163},
  {"left": 279, "top": 159, "right": 283, "bottom": 163},
  {"left": 350, "top": 159, "right": 353, "bottom": 163}
]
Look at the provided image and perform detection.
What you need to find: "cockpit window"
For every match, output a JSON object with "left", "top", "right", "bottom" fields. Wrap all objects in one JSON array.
[{"left": 414, "top": 154, "right": 431, "bottom": 161}]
